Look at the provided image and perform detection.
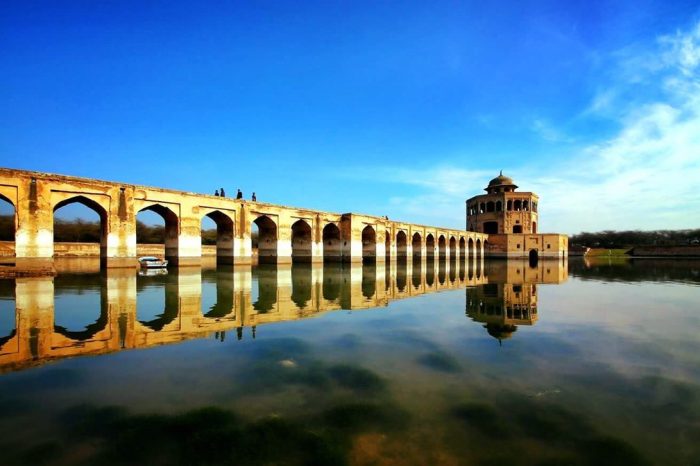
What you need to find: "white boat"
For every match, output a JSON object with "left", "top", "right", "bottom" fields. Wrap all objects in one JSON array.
[{"left": 138, "top": 256, "right": 168, "bottom": 269}]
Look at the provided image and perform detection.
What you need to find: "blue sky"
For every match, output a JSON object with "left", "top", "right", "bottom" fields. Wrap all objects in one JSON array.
[{"left": 1, "top": 0, "right": 699, "bottom": 233}]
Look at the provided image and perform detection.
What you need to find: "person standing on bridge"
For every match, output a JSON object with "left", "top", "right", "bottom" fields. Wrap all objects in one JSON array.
[
  {"left": 214, "top": 189, "right": 220, "bottom": 197},
  {"left": 236, "top": 189, "right": 242, "bottom": 199},
  {"left": 252, "top": 192, "right": 257, "bottom": 202},
  {"left": 220, "top": 187, "right": 226, "bottom": 197}
]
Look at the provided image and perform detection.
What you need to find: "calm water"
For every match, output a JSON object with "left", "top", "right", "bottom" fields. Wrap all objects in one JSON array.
[{"left": 0, "top": 258, "right": 698, "bottom": 466}]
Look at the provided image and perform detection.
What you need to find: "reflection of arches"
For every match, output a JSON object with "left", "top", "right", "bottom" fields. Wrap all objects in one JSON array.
[
  {"left": 426, "top": 234, "right": 435, "bottom": 260},
  {"left": 362, "top": 226, "right": 376, "bottom": 263},
  {"left": 411, "top": 233, "right": 422, "bottom": 260},
  {"left": 53, "top": 195, "right": 108, "bottom": 260},
  {"left": 396, "top": 231, "right": 407, "bottom": 261},
  {"left": 137, "top": 204, "right": 179, "bottom": 263},
  {"left": 202, "top": 210, "right": 235, "bottom": 265},
  {"left": 476, "top": 239, "right": 482, "bottom": 260},
  {"left": 136, "top": 273, "right": 179, "bottom": 330},
  {"left": 53, "top": 274, "right": 108, "bottom": 340},
  {"left": 411, "top": 260, "right": 421, "bottom": 289},
  {"left": 396, "top": 262, "right": 407, "bottom": 291},
  {"left": 361, "top": 263, "right": 376, "bottom": 299},
  {"left": 201, "top": 268, "right": 235, "bottom": 318},
  {"left": 322, "top": 223, "right": 342, "bottom": 262},
  {"left": 322, "top": 263, "right": 343, "bottom": 302},
  {"left": 0, "top": 194, "right": 15, "bottom": 247},
  {"left": 253, "top": 216, "right": 278, "bottom": 264},
  {"left": 438, "top": 235, "right": 446, "bottom": 259},
  {"left": 0, "top": 279, "right": 16, "bottom": 349},
  {"left": 291, "top": 219, "right": 312, "bottom": 263},
  {"left": 253, "top": 265, "right": 278, "bottom": 312},
  {"left": 291, "top": 263, "right": 312, "bottom": 309}
]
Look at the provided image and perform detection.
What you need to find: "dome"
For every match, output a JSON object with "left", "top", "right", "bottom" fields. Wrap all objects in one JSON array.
[{"left": 487, "top": 171, "right": 517, "bottom": 188}]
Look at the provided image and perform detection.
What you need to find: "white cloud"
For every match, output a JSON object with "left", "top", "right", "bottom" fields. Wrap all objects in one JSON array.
[{"left": 336, "top": 21, "right": 700, "bottom": 234}]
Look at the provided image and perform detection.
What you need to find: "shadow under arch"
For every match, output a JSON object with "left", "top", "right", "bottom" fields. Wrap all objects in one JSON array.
[
  {"left": 362, "top": 225, "right": 376, "bottom": 264},
  {"left": 253, "top": 215, "right": 278, "bottom": 264},
  {"left": 411, "top": 232, "right": 422, "bottom": 262},
  {"left": 322, "top": 223, "right": 342, "bottom": 262},
  {"left": 291, "top": 219, "right": 312, "bottom": 264}
]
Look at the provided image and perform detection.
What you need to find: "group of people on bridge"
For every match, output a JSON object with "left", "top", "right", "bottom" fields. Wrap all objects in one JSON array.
[{"left": 214, "top": 188, "right": 256, "bottom": 201}]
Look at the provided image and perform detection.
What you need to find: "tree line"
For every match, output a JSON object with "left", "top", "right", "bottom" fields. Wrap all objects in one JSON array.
[
  {"left": 570, "top": 229, "right": 700, "bottom": 249},
  {"left": 0, "top": 216, "right": 220, "bottom": 244}
]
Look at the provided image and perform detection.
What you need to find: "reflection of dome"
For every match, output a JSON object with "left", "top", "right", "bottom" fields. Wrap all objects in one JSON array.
[
  {"left": 484, "top": 323, "right": 517, "bottom": 345},
  {"left": 487, "top": 171, "right": 517, "bottom": 189}
]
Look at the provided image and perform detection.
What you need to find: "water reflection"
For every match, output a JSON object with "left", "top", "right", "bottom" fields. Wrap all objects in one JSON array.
[{"left": 0, "top": 258, "right": 569, "bottom": 373}]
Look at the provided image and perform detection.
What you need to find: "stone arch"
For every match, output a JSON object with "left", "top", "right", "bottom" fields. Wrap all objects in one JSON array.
[
  {"left": 396, "top": 230, "right": 408, "bottom": 261},
  {"left": 322, "top": 223, "right": 342, "bottom": 262},
  {"left": 291, "top": 219, "right": 313, "bottom": 263},
  {"left": 468, "top": 237, "right": 475, "bottom": 261},
  {"left": 53, "top": 195, "right": 109, "bottom": 261},
  {"left": 486, "top": 201, "right": 495, "bottom": 212},
  {"left": 529, "top": 249, "right": 539, "bottom": 266},
  {"left": 476, "top": 238, "right": 482, "bottom": 260},
  {"left": 362, "top": 225, "right": 376, "bottom": 263},
  {"left": 449, "top": 236, "right": 457, "bottom": 261},
  {"left": 253, "top": 215, "right": 278, "bottom": 264},
  {"left": 411, "top": 232, "right": 422, "bottom": 261},
  {"left": 0, "top": 193, "right": 16, "bottom": 250},
  {"left": 496, "top": 201, "right": 502, "bottom": 212},
  {"left": 137, "top": 203, "right": 179, "bottom": 264},
  {"left": 201, "top": 209, "right": 235, "bottom": 265},
  {"left": 438, "top": 235, "right": 447, "bottom": 259},
  {"left": 426, "top": 233, "right": 435, "bottom": 260},
  {"left": 514, "top": 199, "right": 522, "bottom": 211},
  {"left": 459, "top": 237, "right": 466, "bottom": 261},
  {"left": 507, "top": 200, "right": 513, "bottom": 211},
  {"left": 385, "top": 230, "right": 391, "bottom": 261}
]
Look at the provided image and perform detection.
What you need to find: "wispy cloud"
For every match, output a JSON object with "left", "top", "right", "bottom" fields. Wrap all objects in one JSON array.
[{"left": 335, "top": 21, "right": 700, "bottom": 234}]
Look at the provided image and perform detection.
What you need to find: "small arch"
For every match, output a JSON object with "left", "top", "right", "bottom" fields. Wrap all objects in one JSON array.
[
  {"left": 486, "top": 201, "right": 495, "bottom": 213},
  {"left": 54, "top": 195, "right": 109, "bottom": 263},
  {"left": 0, "top": 194, "right": 15, "bottom": 255},
  {"left": 438, "top": 235, "right": 447, "bottom": 260},
  {"left": 449, "top": 236, "right": 457, "bottom": 261},
  {"left": 201, "top": 210, "right": 235, "bottom": 265},
  {"left": 426, "top": 234, "right": 435, "bottom": 261},
  {"left": 476, "top": 239, "right": 482, "bottom": 261},
  {"left": 362, "top": 225, "right": 376, "bottom": 263},
  {"left": 291, "top": 219, "right": 312, "bottom": 263},
  {"left": 507, "top": 200, "right": 513, "bottom": 211},
  {"left": 514, "top": 199, "right": 522, "bottom": 211},
  {"left": 468, "top": 238, "right": 475, "bottom": 261},
  {"left": 411, "top": 232, "right": 422, "bottom": 261},
  {"left": 459, "top": 237, "right": 466, "bottom": 261},
  {"left": 385, "top": 230, "right": 391, "bottom": 261},
  {"left": 322, "top": 223, "right": 342, "bottom": 262},
  {"left": 523, "top": 200, "right": 529, "bottom": 211},
  {"left": 479, "top": 202, "right": 485, "bottom": 214},
  {"left": 529, "top": 249, "right": 539, "bottom": 266},
  {"left": 253, "top": 215, "right": 278, "bottom": 264},
  {"left": 495, "top": 201, "right": 502, "bottom": 212},
  {"left": 137, "top": 204, "right": 179, "bottom": 264},
  {"left": 396, "top": 231, "right": 408, "bottom": 261}
]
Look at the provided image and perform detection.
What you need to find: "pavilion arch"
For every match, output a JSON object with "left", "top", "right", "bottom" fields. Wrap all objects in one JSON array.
[
  {"left": 253, "top": 215, "right": 278, "bottom": 264},
  {"left": 486, "top": 201, "right": 495, "bottom": 213},
  {"left": 426, "top": 233, "right": 435, "bottom": 260},
  {"left": 438, "top": 235, "right": 447, "bottom": 259},
  {"left": 496, "top": 201, "right": 502, "bottom": 212},
  {"left": 53, "top": 195, "right": 109, "bottom": 260},
  {"left": 0, "top": 193, "right": 16, "bottom": 249},
  {"left": 411, "top": 232, "right": 422, "bottom": 260},
  {"left": 322, "top": 223, "right": 342, "bottom": 262},
  {"left": 201, "top": 209, "right": 235, "bottom": 265},
  {"left": 291, "top": 219, "right": 313, "bottom": 263},
  {"left": 137, "top": 203, "right": 180, "bottom": 264},
  {"left": 459, "top": 237, "right": 466, "bottom": 261},
  {"left": 449, "top": 236, "right": 457, "bottom": 261},
  {"left": 396, "top": 230, "right": 408, "bottom": 261},
  {"left": 362, "top": 225, "right": 376, "bottom": 263}
]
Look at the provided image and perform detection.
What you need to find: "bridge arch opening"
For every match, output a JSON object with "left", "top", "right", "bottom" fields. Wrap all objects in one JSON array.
[
  {"left": 0, "top": 195, "right": 15, "bottom": 254},
  {"left": 449, "top": 236, "right": 457, "bottom": 261},
  {"left": 476, "top": 238, "right": 482, "bottom": 261},
  {"left": 384, "top": 230, "right": 391, "bottom": 262},
  {"left": 137, "top": 204, "right": 179, "bottom": 265},
  {"left": 201, "top": 210, "right": 235, "bottom": 265},
  {"left": 322, "top": 223, "right": 342, "bottom": 262},
  {"left": 411, "top": 233, "right": 422, "bottom": 262},
  {"left": 426, "top": 234, "right": 435, "bottom": 261},
  {"left": 53, "top": 196, "right": 108, "bottom": 263},
  {"left": 459, "top": 237, "right": 466, "bottom": 262},
  {"left": 291, "top": 219, "right": 313, "bottom": 263},
  {"left": 468, "top": 238, "right": 475, "bottom": 261},
  {"left": 362, "top": 225, "right": 376, "bottom": 263},
  {"left": 253, "top": 216, "right": 278, "bottom": 264},
  {"left": 396, "top": 231, "right": 407, "bottom": 262},
  {"left": 438, "top": 235, "right": 447, "bottom": 260}
]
